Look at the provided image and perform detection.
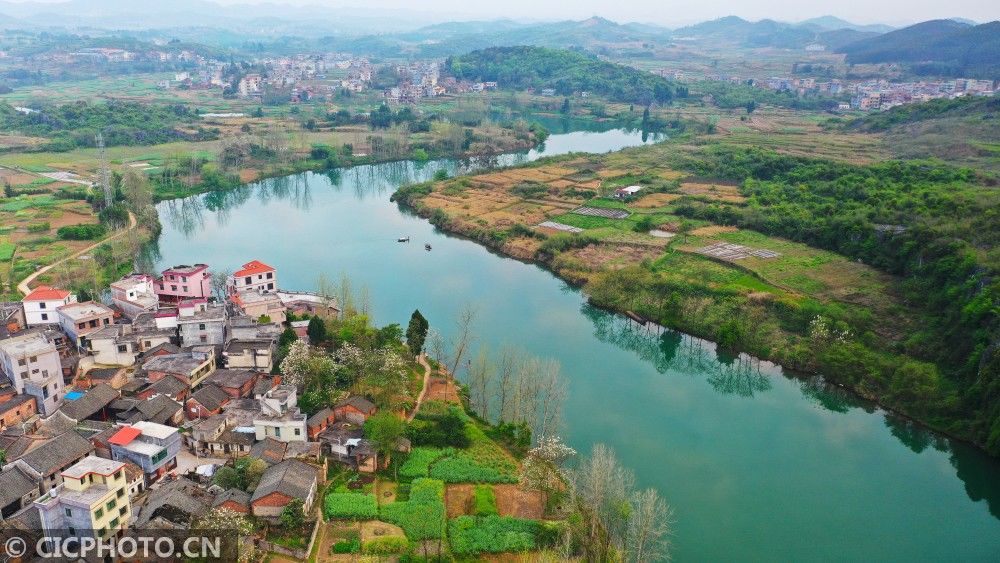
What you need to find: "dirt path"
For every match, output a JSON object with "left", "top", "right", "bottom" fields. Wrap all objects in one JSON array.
[
  {"left": 17, "top": 211, "right": 138, "bottom": 296},
  {"left": 407, "top": 353, "right": 432, "bottom": 422}
]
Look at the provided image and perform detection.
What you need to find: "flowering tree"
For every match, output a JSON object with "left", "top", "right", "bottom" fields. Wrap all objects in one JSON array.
[{"left": 279, "top": 340, "right": 311, "bottom": 387}]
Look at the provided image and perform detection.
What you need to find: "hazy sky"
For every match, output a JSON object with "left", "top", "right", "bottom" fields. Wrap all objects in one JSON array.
[{"left": 220, "top": 0, "right": 998, "bottom": 26}]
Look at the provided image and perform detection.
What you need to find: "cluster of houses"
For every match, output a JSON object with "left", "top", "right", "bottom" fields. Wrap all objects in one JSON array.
[
  {"left": 0, "top": 258, "right": 395, "bottom": 541},
  {"left": 658, "top": 67, "right": 998, "bottom": 111}
]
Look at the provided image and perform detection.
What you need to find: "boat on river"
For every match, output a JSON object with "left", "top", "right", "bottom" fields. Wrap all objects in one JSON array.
[
  {"left": 425, "top": 243, "right": 432, "bottom": 251},
  {"left": 397, "top": 236, "right": 410, "bottom": 242}
]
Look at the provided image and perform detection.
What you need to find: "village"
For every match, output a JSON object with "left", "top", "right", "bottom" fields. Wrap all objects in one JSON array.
[{"left": 0, "top": 256, "right": 496, "bottom": 559}]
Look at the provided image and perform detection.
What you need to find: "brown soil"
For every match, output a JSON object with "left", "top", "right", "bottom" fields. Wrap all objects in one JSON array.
[
  {"left": 494, "top": 484, "right": 544, "bottom": 519},
  {"left": 425, "top": 377, "right": 461, "bottom": 403},
  {"left": 690, "top": 225, "right": 739, "bottom": 236},
  {"left": 632, "top": 193, "right": 682, "bottom": 208},
  {"left": 445, "top": 484, "right": 475, "bottom": 518},
  {"left": 568, "top": 243, "right": 664, "bottom": 270}
]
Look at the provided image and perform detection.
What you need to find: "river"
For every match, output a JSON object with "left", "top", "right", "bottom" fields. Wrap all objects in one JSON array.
[{"left": 151, "top": 123, "right": 1000, "bottom": 561}]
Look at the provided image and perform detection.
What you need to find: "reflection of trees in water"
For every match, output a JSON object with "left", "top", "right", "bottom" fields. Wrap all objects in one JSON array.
[
  {"left": 205, "top": 183, "right": 253, "bottom": 225},
  {"left": 949, "top": 439, "right": 1000, "bottom": 520},
  {"left": 582, "top": 303, "right": 771, "bottom": 396},
  {"left": 162, "top": 197, "right": 205, "bottom": 238},
  {"left": 134, "top": 237, "right": 161, "bottom": 274},
  {"left": 798, "top": 376, "right": 854, "bottom": 414},
  {"left": 705, "top": 356, "right": 771, "bottom": 397},
  {"left": 884, "top": 415, "right": 946, "bottom": 455}
]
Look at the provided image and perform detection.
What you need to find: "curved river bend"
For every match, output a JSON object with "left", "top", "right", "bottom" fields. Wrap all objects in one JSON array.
[{"left": 152, "top": 125, "right": 1000, "bottom": 561}]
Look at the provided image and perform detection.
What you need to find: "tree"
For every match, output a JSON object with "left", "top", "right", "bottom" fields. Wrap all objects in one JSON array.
[
  {"left": 364, "top": 411, "right": 407, "bottom": 477},
  {"left": 626, "top": 488, "right": 673, "bottom": 563},
  {"left": 279, "top": 499, "right": 305, "bottom": 530},
  {"left": 746, "top": 100, "right": 757, "bottom": 114},
  {"left": 279, "top": 340, "right": 312, "bottom": 387},
  {"left": 405, "top": 309, "right": 429, "bottom": 356},
  {"left": 307, "top": 316, "right": 327, "bottom": 345},
  {"left": 560, "top": 97, "right": 571, "bottom": 114},
  {"left": 211, "top": 269, "right": 232, "bottom": 302},
  {"left": 278, "top": 327, "right": 297, "bottom": 348}
]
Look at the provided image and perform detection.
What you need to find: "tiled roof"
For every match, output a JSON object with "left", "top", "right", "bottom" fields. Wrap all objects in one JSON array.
[
  {"left": 148, "top": 374, "right": 189, "bottom": 398},
  {"left": 212, "top": 488, "right": 251, "bottom": 509},
  {"left": 307, "top": 407, "right": 334, "bottom": 427},
  {"left": 22, "top": 285, "right": 71, "bottom": 301},
  {"left": 0, "top": 465, "right": 40, "bottom": 508},
  {"left": 190, "top": 384, "right": 230, "bottom": 412},
  {"left": 58, "top": 384, "right": 119, "bottom": 422},
  {"left": 234, "top": 260, "right": 274, "bottom": 277},
  {"left": 250, "top": 459, "right": 317, "bottom": 503},
  {"left": 17, "top": 432, "right": 93, "bottom": 476},
  {"left": 336, "top": 396, "right": 376, "bottom": 413},
  {"left": 205, "top": 369, "right": 257, "bottom": 390},
  {"left": 249, "top": 437, "right": 286, "bottom": 465}
]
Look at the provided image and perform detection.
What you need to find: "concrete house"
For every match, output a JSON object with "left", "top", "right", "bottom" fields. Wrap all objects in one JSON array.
[
  {"left": 203, "top": 369, "right": 259, "bottom": 399},
  {"left": 56, "top": 301, "right": 114, "bottom": 350},
  {"left": 231, "top": 290, "right": 286, "bottom": 325},
  {"left": 249, "top": 459, "right": 318, "bottom": 518},
  {"left": 224, "top": 339, "right": 274, "bottom": 371},
  {"left": 107, "top": 421, "right": 181, "bottom": 484},
  {"left": 0, "top": 331, "right": 65, "bottom": 415},
  {"left": 176, "top": 299, "right": 227, "bottom": 348},
  {"left": 21, "top": 286, "right": 76, "bottom": 327},
  {"left": 228, "top": 260, "right": 277, "bottom": 294},
  {"left": 142, "top": 351, "right": 215, "bottom": 387},
  {"left": 254, "top": 385, "right": 307, "bottom": 443},
  {"left": 110, "top": 274, "right": 158, "bottom": 319},
  {"left": 155, "top": 264, "right": 211, "bottom": 304},
  {"left": 34, "top": 456, "right": 132, "bottom": 540}
]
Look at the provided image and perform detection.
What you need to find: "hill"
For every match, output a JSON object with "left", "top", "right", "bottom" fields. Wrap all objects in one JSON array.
[
  {"left": 838, "top": 20, "right": 1000, "bottom": 78},
  {"left": 800, "top": 15, "right": 894, "bottom": 33},
  {"left": 444, "top": 46, "right": 678, "bottom": 104},
  {"left": 673, "top": 15, "right": 882, "bottom": 49}
]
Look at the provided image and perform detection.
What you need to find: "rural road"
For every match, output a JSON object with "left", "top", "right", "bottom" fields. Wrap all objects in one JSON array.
[
  {"left": 17, "top": 211, "right": 138, "bottom": 296},
  {"left": 408, "top": 353, "right": 432, "bottom": 422}
]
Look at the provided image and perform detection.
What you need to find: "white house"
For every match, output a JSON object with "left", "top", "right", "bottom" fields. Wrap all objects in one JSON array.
[
  {"left": 254, "top": 385, "right": 306, "bottom": 443},
  {"left": 110, "top": 274, "right": 158, "bottom": 319},
  {"left": 228, "top": 260, "right": 277, "bottom": 295},
  {"left": 21, "top": 286, "right": 76, "bottom": 327},
  {"left": 0, "top": 331, "right": 64, "bottom": 415}
]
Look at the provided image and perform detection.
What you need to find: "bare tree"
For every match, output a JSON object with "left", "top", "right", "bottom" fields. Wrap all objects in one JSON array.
[
  {"left": 467, "top": 347, "right": 494, "bottom": 419},
  {"left": 211, "top": 269, "right": 232, "bottom": 302},
  {"left": 448, "top": 304, "right": 477, "bottom": 379},
  {"left": 574, "top": 443, "right": 635, "bottom": 560},
  {"left": 495, "top": 345, "right": 517, "bottom": 422},
  {"left": 627, "top": 488, "right": 673, "bottom": 563},
  {"left": 536, "top": 359, "right": 566, "bottom": 440}
]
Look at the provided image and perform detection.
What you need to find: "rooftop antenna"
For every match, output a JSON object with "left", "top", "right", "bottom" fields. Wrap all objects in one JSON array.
[{"left": 96, "top": 131, "right": 112, "bottom": 208}]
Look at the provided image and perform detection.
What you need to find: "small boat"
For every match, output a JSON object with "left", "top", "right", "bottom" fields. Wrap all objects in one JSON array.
[
  {"left": 425, "top": 243, "right": 432, "bottom": 251},
  {"left": 397, "top": 236, "right": 410, "bottom": 243}
]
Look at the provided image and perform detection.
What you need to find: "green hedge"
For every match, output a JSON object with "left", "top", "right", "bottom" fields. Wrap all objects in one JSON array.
[
  {"left": 324, "top": 492, "right": 378, "bottom": 520},
  {"left": 448, "top": 515, "right": 542, "bottom": 555}
]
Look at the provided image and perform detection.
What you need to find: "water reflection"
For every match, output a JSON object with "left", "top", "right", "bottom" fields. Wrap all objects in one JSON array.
[{"left": 582, "top": 299, "right": 1000, "bottom": 519}]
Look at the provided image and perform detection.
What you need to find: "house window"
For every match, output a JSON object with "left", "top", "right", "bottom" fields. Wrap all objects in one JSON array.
[
  {"left": 17, "top": 359, "right": 25, "bottom": 366},
  {"left": 29, "top": 356, "right": 36, "bottom": 363},
  {"left": 198, "top": 323, "right": 206, "bottom": 330},
  {"left": 106, "top": 499, "right": 116, "bottom": 511},
  {"left": 94, "top": 508, "right": 104, "bottom": 519},
  {"left": 117, "top": 489, "right": 125, "bottom": 498},
  {"left": 274, "top": 427, "right": 281, "bottom": 437},
  {"left": 41, "top": 313, "right": 48, "bottom": 320},
  {"left": 78, "top": 323, "right": 85, "bottom": 329},
  {"left": 267, "top": 283, "right": 274, "bottom": 290},
  {"left": 266, "top": 272, "right": 273, "bottom": 279},
  {"left": 244, "top": 277, "right": 251, "bottom": 284},
  {"left": 151, "top": 449, "right": 168, "bottom": 464},
  {"left": 64, "top": 508, "right": 72, "bottom": 517},
  {"left": 171, "top": 285, "right": 178, "bottom": 291},
  {"left": 42, "top": 386, "right": 49, "bottom": 398},
  {"left": 199, "top": 335, "right": 207, "bottom": 343},
  {"left": 117, "top": 344, "right": 128, "bottom": 353},
  {"left": 103, "top": 318, "right": 110, "bottom": 325},
  {"left": 39, "top": 302, "right": 46, "bottom": 309},
  {"left": 68, "top": 527, "right": 76, "bottom": 536},
  {"left": 110, "top": 517, "right": 119, "bottom": 528}
]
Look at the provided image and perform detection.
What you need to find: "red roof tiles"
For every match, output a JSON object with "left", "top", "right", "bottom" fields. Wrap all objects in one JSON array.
[
  {"left": 23, "top": 285, "right": 71, "bottom": 301},
  {"left": 234, "top": 260, "right": 274, "bottom": 277},
  {"left": 108, "top": 425, "right": 142, "bottom": 446}
]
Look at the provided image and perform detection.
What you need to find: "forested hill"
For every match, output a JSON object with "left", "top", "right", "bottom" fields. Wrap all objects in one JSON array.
[
  {"left": 444, "top": 46, "right": 680, "bottom": 105},
  {"left": 837, "top": 19, "right": 1000, "bottom": 78}
]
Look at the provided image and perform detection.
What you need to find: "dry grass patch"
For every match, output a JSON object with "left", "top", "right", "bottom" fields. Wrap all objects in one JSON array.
[
  {"left": 568, "top": 242, "right": 664, "bottom": 270},
  {"left": 546, "top": 179, "right": 576, "bottom": 189},
  {"left": 596, "top": 168, "right": 628, "bottom": 178},
  {"left": 679, "top": 182, "right": 747, "bottom": 203},
  {"left": 656, "top": 169, "right": 687, "bottom": 180},
  {"left": 690, "top": 225, "right": 739, "bottom": 236},
  {"left": 445, "top": 484, "right": 475, "bottom": 518},
  {"left": 632, "top": 193, "right": 682, "bottom": 208},
  {"left": 359, "top": 520, "right": 405, "bottom": 542}
]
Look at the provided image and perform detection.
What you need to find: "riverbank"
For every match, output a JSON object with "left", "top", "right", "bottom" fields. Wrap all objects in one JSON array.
[{"left": 390, "top": 140, "right": 997, "bottom": 458}]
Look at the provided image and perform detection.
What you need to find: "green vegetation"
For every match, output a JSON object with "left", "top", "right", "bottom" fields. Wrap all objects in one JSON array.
[
  {"left": 448, "top": 515, "right": 549, "bottom": 555},
  {"left": 398, "top": 447, "right": 454, "bottom": 480},
  {"left": 379, "top": 478, "right": 447, "bottom": 540},
  {"left": 446, "top": 46, "right": 680, "bottom": 104},
  {"left": 323, "top": 492, "right": 379, "bottom": 520},
  {"left": 56, "top": 223, "right": 107, "bottom": 240},
  {"left": 361, "top": 536, "right": 409, "bottom": 555},
  {"left": 840, "top": 96, "right": 1000, "bottom": 132},
  {"left": 0, "top": 101, "right": 218, "bottom": 150},
  {"left": 472, "top": 485, "right": 498, "bottom": 516}
]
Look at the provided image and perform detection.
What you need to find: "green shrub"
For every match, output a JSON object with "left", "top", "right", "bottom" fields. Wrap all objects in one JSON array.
[
  {"left": 56, "top": 224, "right": 107, "bottom": 240},
  {"left": 361, "top": 536, "right": 409, "bottom": 555},
  {"left": 429, "top": 455, "right": 518, "bottom": 483},
  {"left": 472, "top": 485, "right": 498, "bottom": 516},
  {"left": 448, "top": 515, "right": 542, "bottom": 555},
  {"left": 324, "top": 492, "right": 378, "bottom": 520},
  {"left": 26, "top": 222, "right": 50, "bottom": 233}
]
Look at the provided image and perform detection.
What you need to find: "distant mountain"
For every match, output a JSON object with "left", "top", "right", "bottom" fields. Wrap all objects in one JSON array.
[
  {"left": 838, "top": 19, "right": 1000, "bottom": 78},
  {"left": 799, "top": 16, "right": 894, "bottom": 34},
  {"left": 671, "top": 15, "right": 883, "bottom": 49}
]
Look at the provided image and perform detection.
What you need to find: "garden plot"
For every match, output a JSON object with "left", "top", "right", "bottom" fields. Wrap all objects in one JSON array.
[
  {"left": 697, "top": 242, "right": 782, "bottom": 261},
  {"left": 571, "top": 206, "right": 629, "bottom": 219},
  {"left": 679, "top": 182, "right": 747, "bottom": 203},
  {"left": 537, "top": 221, "right": 583, "bottom": 233}
]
